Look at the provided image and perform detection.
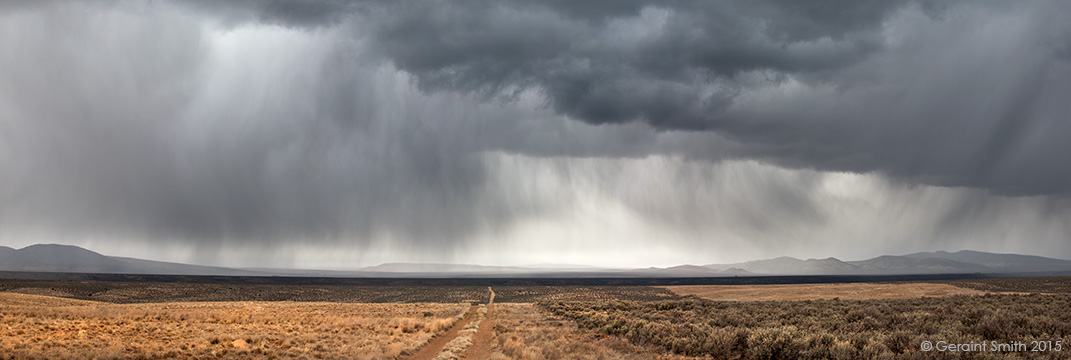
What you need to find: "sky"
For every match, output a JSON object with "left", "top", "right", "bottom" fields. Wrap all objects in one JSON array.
[{"left": 1, "top": 0, "right": 1069, "bottom": 268}]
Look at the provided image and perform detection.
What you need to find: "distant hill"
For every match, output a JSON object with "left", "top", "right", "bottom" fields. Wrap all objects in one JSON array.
[
  {"left": 649, "top": 265, "right": 724, "bottom": 276},
  {"left": 904, "top": 250, "right": 1071, "bottom": 273},
  {"left": 0, "top": 244, "right": 260, "bottom": 276},
  {"left": 848, "top": 256, "right": 990, "bottom": 274},
  {"left": 719, "top": 267, "right": 754, "bottom": 276},
  {"left": 2, "top": 244, "right": 1069, "bottom": 277},
  {"left": 705, "top": 256, "right": 862, "bottom": 275},
  {"left": 703, "top": 251, "right": 1071, "bottom": 275}
]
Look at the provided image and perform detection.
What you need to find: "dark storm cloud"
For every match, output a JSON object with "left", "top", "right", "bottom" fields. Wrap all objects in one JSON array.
[
  {"left": 3, "top": 0, "right": 1071, "bottom": 265},
  {"left": 0, "top": 4, "right": 547, "bottom": 250},
  {"left": 720, "top": 0, "right": 1071, "bottom": 196},
  {"left": 357, "top": 0, "right": 914, "bottom": 130},
  {"left": 0, "top": 1, "right": 685, "bottom": 256},
  {"left": 359, "top": 0, "right": 1071, "bottom": 196},
  {"left": 158, "top": 0, "right": 921, "bottom": 127},
  {"left": 165, "top": 0, "right": 1071, "bottom": 195}
]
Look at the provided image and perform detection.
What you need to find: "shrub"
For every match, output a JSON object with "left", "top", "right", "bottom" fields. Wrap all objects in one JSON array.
[{"left": 540, "top": 294, "right": 1071, "bottom": 359}]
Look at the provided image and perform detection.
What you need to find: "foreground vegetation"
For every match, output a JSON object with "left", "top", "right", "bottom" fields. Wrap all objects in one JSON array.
[
  {"left": 663, "top": 282, "right": 987, "bottom": 302},
  {"left": 490, "top": 303, "right": 692, "bottom": 360},
  {"left": 947, "top": 277, "right": 1071, "bottom": 294},
  {"left": 4, "top": 278, "right": 1069, "bottom": 359},
  {"left": 542, "top": 294, "right": 1071, "bottom": 359},
  {"left": 0, "top": 293, "right": 467, "bottom": 359},
  {"left": 492, "top": 286, "right": 681, "bottom": 303}
]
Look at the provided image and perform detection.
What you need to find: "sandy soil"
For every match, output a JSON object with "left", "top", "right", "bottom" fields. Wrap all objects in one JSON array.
[{"left": 662, "top": 282, "right": 993, "bottom": 301}]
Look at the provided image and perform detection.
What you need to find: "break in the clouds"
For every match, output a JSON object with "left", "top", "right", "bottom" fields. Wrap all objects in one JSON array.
[{"left": 0, "top": 1, "right": 1069, "bottom": 267}]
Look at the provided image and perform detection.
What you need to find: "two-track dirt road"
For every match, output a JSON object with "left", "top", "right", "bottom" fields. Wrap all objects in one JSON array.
[
  {"left": 461, "top": 287, "right": 495, "bottom": 359},
  {"left": 404, "top": 304, "right": 478, "bottom": 360},
  {"left": 406, "top": 287, "right": 495, "bottom": 360}
]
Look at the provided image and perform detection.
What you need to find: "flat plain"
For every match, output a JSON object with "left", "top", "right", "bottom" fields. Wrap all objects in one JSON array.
[
  {"left": 3, "top": 276, "right": 1070, "bottom": 359},
  {"left": 662, "top": 282, "right": 992, "bottom": 301},
  {"left": 0, "top": 279, "right": 492, "bottom": 304},
  {"left": 0, "top": 293, "right": 467, "bottom": 360}
]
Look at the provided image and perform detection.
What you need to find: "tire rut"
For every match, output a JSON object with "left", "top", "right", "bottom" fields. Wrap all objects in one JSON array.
[
  {"left": 403, "top": 305, "right": 478, "bottom": 360},
  {"left": 460, "top": 287, "right": 495, "bottom": 360}
]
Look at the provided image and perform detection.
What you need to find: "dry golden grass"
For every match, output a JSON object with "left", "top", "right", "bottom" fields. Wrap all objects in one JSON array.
[
  {"left": 0, "top": 293, "right": 100, "bottom": 307},
  {"left": 662, "top": 282, "right": 992, "bottom": 301},
  {"left": 0, "top": 294, "right": 467, "bottom": 360},
  {"left": 488, "top": 303, "right": 695, "bottom": 360}
]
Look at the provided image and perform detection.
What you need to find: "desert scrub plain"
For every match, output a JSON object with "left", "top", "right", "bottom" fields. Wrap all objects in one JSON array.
[
  {"left": 3, "top": 279, "right": 1069, "bottom": 359},
  {"left": 492, "top": 286, "right": 682, "bottom": 303},
  {"left": 947, "top": 277, "right": 1071, "bottom": 294},
  {"left": 542, "top": 294, "right": 1071, "bottom": 360},
  {"left": 0, "top": 279, "right": 490, "bottom": 304},
  {"left": 662, "top": 282, "right": 990, "bottom": 302},
  {"left": 489, "top": 303, "right": 696, "bottom": 360},
  {"left": 0, "top": 293, "right": 467, "bottom": 360}
]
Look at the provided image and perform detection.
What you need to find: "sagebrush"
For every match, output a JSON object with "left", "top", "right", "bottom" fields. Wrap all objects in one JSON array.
[{"left": 542, "top": 294, "right": 1071, "bottom": 359}]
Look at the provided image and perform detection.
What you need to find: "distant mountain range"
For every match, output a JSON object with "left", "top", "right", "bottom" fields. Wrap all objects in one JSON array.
[
  {"left": 700, "top": 250, "right": 1071, "bottom": 275},
  {"left": 0, "top": 244, "right": 261, "bottom": 276},
  {"left": 1, "top": 244, "right": 1070, "bottom": 277}
]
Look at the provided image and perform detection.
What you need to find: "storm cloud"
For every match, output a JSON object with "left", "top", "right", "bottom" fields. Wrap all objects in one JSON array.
[
  {"left": 163, "top": 0, "right": 1071, "bottom": 195},
  {"left": 352, "top": 0, "right": 1071, "bottom": 196},
  {"left": 0, "top": 1, "right": 1069, "bottom": 266}
]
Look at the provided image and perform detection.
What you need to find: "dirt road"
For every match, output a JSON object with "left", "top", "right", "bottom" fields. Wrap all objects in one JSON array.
[
  {"left": 406, "top": 286, "right": 496, "bottom": 360},
  {"left": 404, "top": 305, "right": 478, "bottom": 360},
  {"left": 461, "top": 287, "right": 495, "bottom": 360}
]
